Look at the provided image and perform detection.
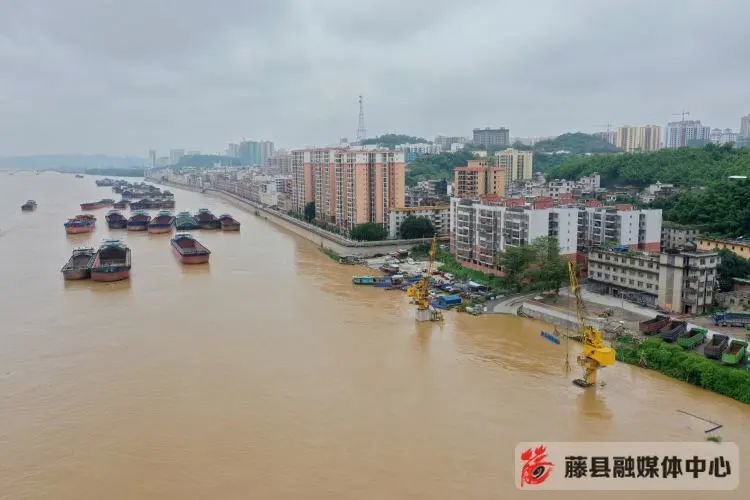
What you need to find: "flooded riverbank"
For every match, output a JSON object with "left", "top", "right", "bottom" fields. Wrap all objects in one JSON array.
[{"left": 0, "top": 172, "right": 747, "bottom": 499}]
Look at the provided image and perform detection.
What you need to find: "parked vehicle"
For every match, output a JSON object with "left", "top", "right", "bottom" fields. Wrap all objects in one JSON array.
[
  {"left": 704, "top": 334, "right": 730, "bottom": 360},
  {"left": 658, "top": 320, "right": 687, "bottom": 342},
  {"left": 713, "top": 311, "right": 750, "bottom": 327},
  {"left": 639, "top": 315, "right": 669, "bottom": 335},
  {"left": 676, "top": 328, "right": 708, "bottom": 349},
  {"left": 721, "top": 339, "right": 748, "bottom": 366}
]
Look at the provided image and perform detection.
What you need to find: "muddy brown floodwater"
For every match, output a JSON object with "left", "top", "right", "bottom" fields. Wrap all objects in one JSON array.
[{"left": 0, "top": 172, "right": 748, "bottom": 499}]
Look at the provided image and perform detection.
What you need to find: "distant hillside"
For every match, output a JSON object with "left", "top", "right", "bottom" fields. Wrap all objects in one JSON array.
[
  {"left": 0, "top": 154, "right": 146, "bottom": 171},
  {"left": 546, "top": 143, "right": 750, "bottom": 188},
  {"left": 360, "top": 134, "right": 429, "bottom": 149},
  {"left": 406, "top": 151, "right": 474, "bottom": 186},
  {"left": 533, "top": 132, "right": 620, "bottom": 154}
]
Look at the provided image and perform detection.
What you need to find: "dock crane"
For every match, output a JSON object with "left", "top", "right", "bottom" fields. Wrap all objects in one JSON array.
[
  {"left": 567, "top": 260, "right": 615, "bottom": 387},
  {"left": 408, "top": 236, "right": 443, "bottom": 322}
]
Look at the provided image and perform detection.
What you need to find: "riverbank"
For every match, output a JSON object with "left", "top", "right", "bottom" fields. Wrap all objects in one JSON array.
[{"left": 151, "top": 178, "right": 440, "bottom": 258}]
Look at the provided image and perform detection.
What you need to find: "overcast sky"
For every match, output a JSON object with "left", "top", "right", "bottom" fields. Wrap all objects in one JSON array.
[{"left": 1, "top": 0, "right": 748, "bottom": 156}]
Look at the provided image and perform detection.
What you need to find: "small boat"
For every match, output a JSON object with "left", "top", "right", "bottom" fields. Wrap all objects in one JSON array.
[
  {"left": 127, "top": 211, "right": 151, "bottom": 231},
  {"left": 90, "top": 240, "right": 131, "bottom": 282},
  {"left": 352, "top": 276, "right": 378, "bottom": 285},
  {"left": 218, "top": 214, "right": 241, "bottom": 231},
  {"left": 659, "top": 320, "right": 687, "bottom": 342},
  {"left": 113, "top": 199, "right": 129, "bottom": 209},
  {"left": 105, "top": 210, "right": 128, "bottom": 229},
  {"left": 60, "top": 247, "right": 95, "bottom": 280},
  {"left": 64, "top": 214, "right": 96, "bottom": 234},
  {"left": 148, "top": 210, "right": 175, "bottom": 234},
  {"left": 194, "top": 208, "right": 221, "bottom": 229},
  {"left": 95, "top": 178, "right": 114, "bottom": 187},
  {"left": 175, "top": 211, "right": 198, "bottom": 230},
  {"left": 171, "top": 233, "right": 211, "bottom": 264},
  {"left": 75, "top": 174, "right": 84, "bottom": 178},
  {"left": 21, "top": 200, "right": 37, "bottom": 211},
  {"left": 159, "top": 199, "right": 176, "bottom": 209}
]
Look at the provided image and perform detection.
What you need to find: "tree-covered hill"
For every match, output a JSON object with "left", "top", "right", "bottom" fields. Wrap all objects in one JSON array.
[
  {"left": 360, "top": 134, "right": 428, "bottom": 149},
  {"left": 547, "top": 143, "right": 750, "bottom": 188},
  {"left": 533, "top": 132, "right": 620, "bottom": 154},
  {"left": 405, "top": 151, "right": 475, "bottom": 186}
]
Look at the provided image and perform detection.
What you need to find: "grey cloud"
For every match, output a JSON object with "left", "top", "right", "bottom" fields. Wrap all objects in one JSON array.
[{"left": 0, "top": 0, "right": 748, "bottom": 156}]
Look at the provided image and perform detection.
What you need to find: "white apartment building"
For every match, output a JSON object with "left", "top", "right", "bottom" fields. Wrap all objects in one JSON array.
[
  {"left": 578, "top": 206, "right": 662, "bottom": 252},
  {"left": 710, "top": 128, "right": 740, "bottom": 145},
  {"left": 388, "top": 206, "right": 450, "bottom": 240},
  {"left": 664, "top": 120, "right": 711, "bottom": 148}
]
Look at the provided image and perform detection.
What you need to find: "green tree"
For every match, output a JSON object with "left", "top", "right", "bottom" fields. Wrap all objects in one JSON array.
[
  {"left": 399, "top": 216, "right": 435, "bottom": 239},
  {"left": 525, "top": 237, "right": 568, "bottom": 293},
  {"left": 406, "top": 151, "right": 475, "bottom": 186},
  {"left": 303, "top": 202, "right": 315, "bottom": 222},
  {"left": 360, "top": 134, "right": 428, "bottom": 149},
  {"left": 716, "top": 249, "right": 750, "bottom": 292},
  {"left": 496, "top": 246, "right": 536, "bottom": 292},
  {"left": 350, "top": 222, "right": 387, "bottom": 241}
]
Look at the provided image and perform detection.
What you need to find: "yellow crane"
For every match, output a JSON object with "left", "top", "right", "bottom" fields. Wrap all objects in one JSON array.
[
  {"left": 567, "top": 260, "right": 615, "bottom": 387},
  {"left": 408, "top": 236, "right": 443, "bottom": 322}
]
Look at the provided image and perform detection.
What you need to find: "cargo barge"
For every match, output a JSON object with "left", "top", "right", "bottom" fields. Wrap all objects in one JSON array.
[
  {"left": 195, "top": 208, "right": 221, "bottom": 229},
  {"left": 80, "top": 199, "right": 115, "bottom": 210},
  {"left": 60, "top": 247, "right": 95, "bottom": 280},
  {"left": 64, "top": 214, "right": 96, "bottom": 234},
  {"left": 21, "top": 200, "right": 37, "bottom": 211},
  {"left": 175, "top": 211, "right": 198, "bottom": 230},
  {"left": 148, "top": 210, "right": 175, "bottom": 234},
  {"left": 113, "top": 199, "right": 129, "bottom": 209},
  {"left": 171, "top": 234, "right": 210, "bottom": 264},
  {"left": 105, "top": 210, "right": 128, "bottom": 229},
  {"left": 90, "top": 240, "right": 131, "bottom": 282},
  {"left": 219, "top": 214, "right": 241, "bottom": 231},
  {"left": 127, "top": 211, "right": 151, "bottom": 231}
]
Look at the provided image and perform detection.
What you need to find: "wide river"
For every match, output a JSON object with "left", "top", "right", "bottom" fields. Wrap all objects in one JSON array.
[{"left": 0, "top": 172, "right": 748, "bottom": 499}]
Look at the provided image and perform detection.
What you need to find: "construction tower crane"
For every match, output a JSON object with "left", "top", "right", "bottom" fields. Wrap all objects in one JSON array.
[
  {"left": 567, "top": 261, "right": 615, "bottom": 387},
  {"left": 408, "top": 236, "right": 443, "bottom": 322}
]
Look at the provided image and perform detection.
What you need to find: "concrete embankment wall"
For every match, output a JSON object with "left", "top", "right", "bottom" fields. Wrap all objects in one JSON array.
[
  {"left": 520, "top": 302, "right": 607, "bottom": 333},
  {"left": 155, "top": 179, "right": 438, "bottom": 257}
]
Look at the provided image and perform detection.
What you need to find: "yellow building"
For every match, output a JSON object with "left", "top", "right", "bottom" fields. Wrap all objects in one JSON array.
[
  {"left": 698, "top": 238, "right": 750, "bottom": 259},
  {"left": 495, "top": 148, "right": 532, "bottom": 182},
  {"left": 616, "top": 125, "right": 661, "bottom": 152}
]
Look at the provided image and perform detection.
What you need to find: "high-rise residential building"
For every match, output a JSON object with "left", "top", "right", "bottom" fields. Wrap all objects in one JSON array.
[
  {"left": 452, "top": 160, "right": 507, "bottom": 198},
  {"left": 472, "top": 127, "right": 510, "bottom": 148},
  {"left": 740, "top": 114, "right": 750, "bottom": 138},
  {"left": 710, "top": 128, "right": 740, "bottom": 145},
  {"left": 449, "top": 198, "right": 662, "bottom": 274},
  {"left": 148, "top": 150, "right": 156, "bottom": 168},
  {"left": 239, "top": 140, "right": 275, "bottom": 166},
  {"left": 264, "top": 150, "right": 292, "bottom": 175},
  {"left": 290, "top": 147, "right": 405, "bottom": 231},
  {"left": 594, "top": 130, "right": 618, "bottom": 146},
  {"left": 226, "top": 143, "right": 240, "bottom": 158},
  {"left": 495, "top": 148, "right": 533, "bottom": 182},
  {"left": 616, "top": 125, "right": 662, "bottom": 152},
  {"left": 664, "top": 120, "right": 711, "bottom": 148},
  {"left": 169, "top": 149, "right": 185, "bottom": 165},
  {"left": 434, "top": 135, "right": 468, "bottom": 150}
]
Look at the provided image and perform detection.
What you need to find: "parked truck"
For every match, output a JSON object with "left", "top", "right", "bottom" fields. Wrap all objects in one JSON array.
[
  {"left": 721, "top": 339, "right": 748, "bottom": 366},
  {"left": 704, "top": 334, "right": 730, "bottom": 360},
  {"left": 659, "top": 320, "right": 687, "bottom": 343},
  {"left": 676, "top": 328, "right": 708, "bottom": 349},
  {"left": 713, "top": 311, "right": 750, "bottom": 327},
  {"left": 639, "top": 315, "right": 670, "bottom": 335}
]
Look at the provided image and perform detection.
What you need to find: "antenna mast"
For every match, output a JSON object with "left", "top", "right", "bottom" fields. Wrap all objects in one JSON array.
[{"left": 356, "top": 95, "right": 367, "bottom": 143}]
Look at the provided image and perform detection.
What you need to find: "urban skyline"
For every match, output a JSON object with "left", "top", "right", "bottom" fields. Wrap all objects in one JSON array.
[{"left": 1, "top": 1, "right": 749, "bottom": 156}]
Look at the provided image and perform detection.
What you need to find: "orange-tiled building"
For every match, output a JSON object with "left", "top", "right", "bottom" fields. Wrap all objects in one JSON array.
[
  {"left": 291, "top": 147, "right": 405, "bottom": 231},
  {"left": 453, "top": 160, "right": 507, "bottom": 198}
]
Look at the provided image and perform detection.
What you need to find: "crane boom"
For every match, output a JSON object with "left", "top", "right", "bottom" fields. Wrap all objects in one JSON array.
[{"left": 567, "top": 261, "right": 616, "bottom": 387}]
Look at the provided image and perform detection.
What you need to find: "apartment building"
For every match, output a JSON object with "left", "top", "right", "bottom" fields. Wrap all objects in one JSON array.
[
  {"left": 661, "top": 224, "right": 700, "bottom": 250},
  {"left": 495, "top": 148, "right": 533, "bottom": 182},
  {"left": 473, "top": 127, "right": 510, "bottom": 148},
  {"left": 388, "top": 205, "right": 450, "bottom": 239},
  {"left": 698, "top": 238, "right": 750, "bottom": 259},
  {"left": 664, "top": 120, "right": 711, "bottom": 148},
  {"left": 616, "top": 125, "right": 662, "bottom": 152},
  {"left": 290, "top": 147, "right": 405, "bottom": 231},
  {"left": 452, "top": 160, "right": 507, "bottom": 198},
  {"left": 587, "top": 248, "right": 719, "bottom": 314},
  {"left": 577, "top": 205, "right": 662, "bottom": 252}
]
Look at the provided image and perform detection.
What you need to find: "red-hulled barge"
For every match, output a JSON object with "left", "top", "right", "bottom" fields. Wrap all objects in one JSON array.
[
  {"left": 171, "top": 234, "right": 211, "bottom": 264},
  {"left": 218, "top": 213, "right": 241, "bottom": 231},
  {"left": 90, "top": 240, "right": 131, "bottom": 282}
]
